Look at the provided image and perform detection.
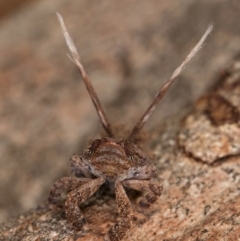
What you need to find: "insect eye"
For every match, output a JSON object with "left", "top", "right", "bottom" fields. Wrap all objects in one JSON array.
[
  {"left": 88, "top": 139, "right": 101, "bottom": 155},
  {"left": 124, "top": 142, "right": 135, "bottom": 156},
  {"left": 133, "top": 170, "right": 139, "bottom": 176}
]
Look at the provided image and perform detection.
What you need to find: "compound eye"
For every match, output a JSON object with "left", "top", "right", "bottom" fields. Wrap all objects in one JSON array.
[
  {"left": 124, "top": 142, "right": 135, "bottom": 156},
  {"left": 88, "top": 139, "right": 101, "bottom": 155},
  {"left": 133, "top": 170, "right": 140, "bottom": 177}
]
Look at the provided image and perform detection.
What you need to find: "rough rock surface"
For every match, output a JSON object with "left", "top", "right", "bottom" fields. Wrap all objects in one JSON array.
[
  {"left": 179, "top": 62, "right": 240, "bottom": 164},
  {"left": 0, "top": 0, "right": 240, "bottom": 240},
  {"left": 1, "top": 57, "right": 240, "bottom": 241}
]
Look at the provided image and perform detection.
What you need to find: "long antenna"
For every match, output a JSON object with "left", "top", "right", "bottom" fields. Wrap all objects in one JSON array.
[
  {"left": 128, "top": 25, "right": 213, "bottom": 141},
  {"left": 57, "top": 13, "right": 113, "bottom": 137}
]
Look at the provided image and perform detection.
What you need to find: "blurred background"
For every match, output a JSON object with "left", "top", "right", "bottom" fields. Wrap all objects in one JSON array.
[{"left": 0, "top": 0, "right": 240, "bottom": 223}]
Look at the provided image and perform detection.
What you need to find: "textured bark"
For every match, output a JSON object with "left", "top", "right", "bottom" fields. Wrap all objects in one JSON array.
[{"left": 0, "top": 60, "right": 239, "bottom": 240}]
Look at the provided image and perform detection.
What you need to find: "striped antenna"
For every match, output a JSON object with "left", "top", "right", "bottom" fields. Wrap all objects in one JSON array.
[
  {"left": 57, "top": 13, "right": 113, "bottom": 137},
  {"left": 128, "top": 25, "right": 213, "bottom": 141}
]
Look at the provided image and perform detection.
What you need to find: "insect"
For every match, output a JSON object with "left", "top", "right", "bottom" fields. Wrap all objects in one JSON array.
[{"left": 48, "top": 13, "right": 213, "bottom": 241}]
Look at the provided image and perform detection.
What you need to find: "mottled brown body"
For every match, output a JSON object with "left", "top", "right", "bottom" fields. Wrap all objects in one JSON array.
[
  {"left": 48, "top": 14, "right": 212, "bottom": 241},
  {"left": 81, "top": 137, "right": 157, "bottom": 181},
  {"left": 49, "top": 137, "right": 161, "bottom": 240}
]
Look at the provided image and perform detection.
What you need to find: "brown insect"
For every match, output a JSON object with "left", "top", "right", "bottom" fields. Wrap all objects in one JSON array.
[{"left": 48, "top": 13, "right": 213, "bottom": 241}]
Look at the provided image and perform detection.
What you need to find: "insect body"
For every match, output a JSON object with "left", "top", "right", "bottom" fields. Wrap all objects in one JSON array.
[
  {"left": 48, "top": 13, "right": 213, "bottom": 241},
  {"left": 81, "top": 137, "right": 157, "bottom": 181}
]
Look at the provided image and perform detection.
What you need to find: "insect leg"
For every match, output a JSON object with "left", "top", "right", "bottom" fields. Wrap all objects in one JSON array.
[
  {"left": 105, "top": 181, "right": 133, "bottom": 241},
  {"left": 122, "top": 179, "right": 162, "bottom": 208},
  {"left": 48, "top": 177, "right": 91, "bottom": 206},
  {"left": 69, "top": 154, "right": 94, "bottom": 178},
  {"left": 65, "top": 177, "right": 105, "bottom": 230}
]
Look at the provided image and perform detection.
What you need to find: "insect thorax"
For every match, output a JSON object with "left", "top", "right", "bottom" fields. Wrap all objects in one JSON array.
[{"left": 82, "top": 137, "right": 154, "bottom": 181}]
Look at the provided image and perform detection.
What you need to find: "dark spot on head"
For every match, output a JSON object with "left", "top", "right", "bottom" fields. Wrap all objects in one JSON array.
[{"left": 89, "top": 139, "right": 102, "bottom": 154}]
